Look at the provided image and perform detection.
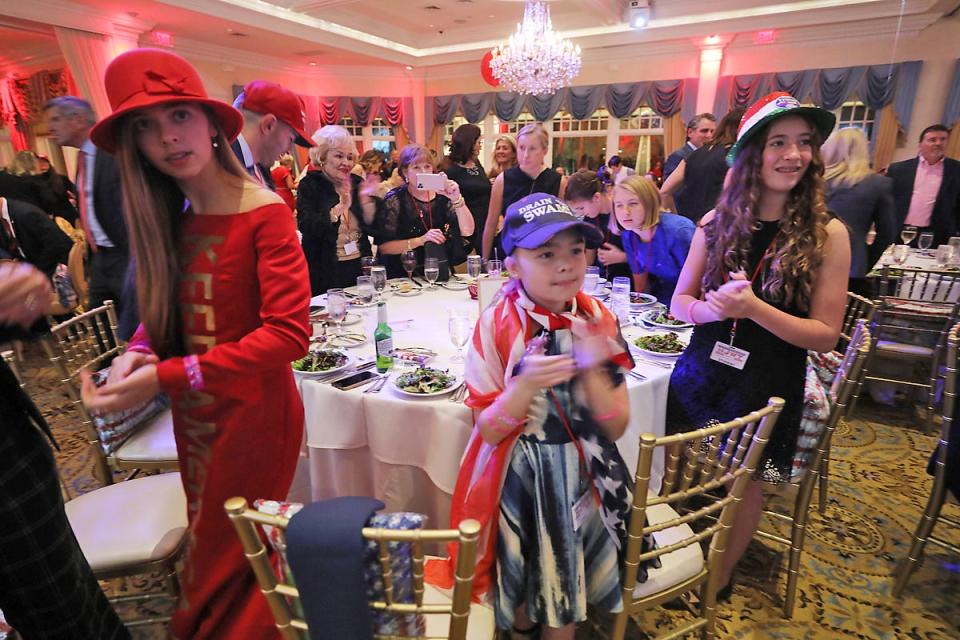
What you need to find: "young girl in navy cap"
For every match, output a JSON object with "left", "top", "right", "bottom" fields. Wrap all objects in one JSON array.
[{"left": 428, "top": 193, "right": 650, "bottom": 639}]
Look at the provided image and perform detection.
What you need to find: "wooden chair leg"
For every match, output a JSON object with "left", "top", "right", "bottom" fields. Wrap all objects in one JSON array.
[
  {"left": 892, "top": 476, "right": 948, "bottom": 598},
  {"left": 610, "top": 599, "right": 630, "bottom": 640}
]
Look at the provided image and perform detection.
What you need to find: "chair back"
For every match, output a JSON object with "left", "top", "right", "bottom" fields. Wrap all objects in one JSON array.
[
  {"left": 839, "top": 292, "right": 875, "bottom": 353},
  {"left": 68, "top": 240, "right": 89, "bottom": 310},
  {"left": 224, "top": 497, "right": 481, "bottom": 640},
  {"left": 620, "top": 398, "right": 782, "bottom": 619},
  {"left": 41, "top": 301, "right": 124, "bottom": 482},
  {"left": 933, "top": 324, "right": 959, "bottom": 484},
  {"left": 830, "top": 320, "right": 872, "bottom": 408},
  {"left": 879, "top": 265, "right": 960, "bottom": 302},
  {"left": 1, "top": 349, "right": 21, "bottom": 385}
]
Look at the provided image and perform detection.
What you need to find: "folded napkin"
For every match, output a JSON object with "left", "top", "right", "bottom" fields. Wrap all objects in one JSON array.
[{"left": 285, "top": 496, "right": 385, "bottom": 640}]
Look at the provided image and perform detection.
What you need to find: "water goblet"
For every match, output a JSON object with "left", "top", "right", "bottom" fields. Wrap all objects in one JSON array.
[
  {"left": 356, "top": 276, "right": 375, "bottom": 304},
  {"left": 327, "top": 289, "right": 347, "bottom": 337},
  {"left": 900, "top": 226, "right": 917, "bottom": 246},
  {"left": 361, "top": 256, "right": 376, "bottom": 277},
  {"left": 936, "top": 244, "right": 954, "bottom": 269},
  {"left": 892, "top": 244, "right": 910, "bottom": 265},
  {"left": 918, "top": 232, "right": 934, "bottom": 252},
  {"left": 466, "top": 255, "right": 482, "bottom": 280},
  {"left": 370, "top": 266, "right": 387, "bottom": 300},
  {"left": 401, "top": 250, "right": 417, "bottom": 280},
  {"left": 583, "top": 266, "right": 600, "bottom": 294},
  {"left": 486, "top": 260, "right": 503, "bottom": 277},
  {"left": 424, "top": 257, "right": 440, "bottom": 288},
  {"left": 448, "top": 309, "right": 472, "bottom": 363},
  {"left": 950, "top": 237, "right": 960, "bottom": 265}
]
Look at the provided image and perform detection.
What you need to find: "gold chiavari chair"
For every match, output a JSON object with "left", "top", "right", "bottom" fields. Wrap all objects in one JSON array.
[
  {"left": 849, "top": 266, "right": 960, "bottom": 432},
  {"left": 838, "top": 292, "right": 875, "bottom": 355},
  {"left": 757, "top": 322, "right": 871, "bottom": 617},
  {"left": 224, "top": 497, "right": 493, "bottom": 640},
  {"left": 41, "top": 300, "right": 178, "bottom": 483},
  {"left": 9, "top": 349, "right": 187, "bottom": 628},
  {"left": 611, "top": 397, "right": 783, "bottom": 640},
  {"left": 892, "top": 323, "right": 960, "bottom": 598}
]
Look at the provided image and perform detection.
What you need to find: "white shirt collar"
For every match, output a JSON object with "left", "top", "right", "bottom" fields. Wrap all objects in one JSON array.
[
  {"left": 918, "top": 153, "right": 944, "bottom": 168},
  {"left": 81, "top": 138, "right": 96, "bottom": 156},
  {"left": 686, "top": 141, "right": 698, "bottom": 151},
  {"left": 236, "top": 133, "right": 255, "bottom": 169},
  {"left": 0, "top": 198, "right": 9, "bottom": 225}
]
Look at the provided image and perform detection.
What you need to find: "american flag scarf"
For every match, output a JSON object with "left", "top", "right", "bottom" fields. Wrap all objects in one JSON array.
[{"left": 424, "top": 280, "right": 631, "bottom": 600}]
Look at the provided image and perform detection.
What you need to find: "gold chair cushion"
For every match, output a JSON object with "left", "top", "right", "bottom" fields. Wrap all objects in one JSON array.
[
  {"left": 65, "top": 472, "right": 187, "bottom": 573},
  {"left": 113, "top": 409, "right": 178, "bottom": 463},
  {"left": 631, "top": 502, "right": 705, "bottom": 600}
]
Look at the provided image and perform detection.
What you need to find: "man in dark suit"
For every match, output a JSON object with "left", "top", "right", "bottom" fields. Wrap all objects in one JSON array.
[
  {"left": 0, "top": 169, "right": 56, "bottom": 214},
  {"left": 663, "top": 113, "right": 716, "bottom": 215},
  {"left": 0, "top": 197, "right": 72, "bottom": 277},
  {"left": 887, "top": 124, "right": 960, "bottom": 247},
  {"left": 44, "top": 96, "right": 137, "bottom": 338},
  {"left": 0, "top": 262, "right": 130, "bottom": 639},
  {"left": 230, "top": 80, "right": 314, "bottom": 191}
]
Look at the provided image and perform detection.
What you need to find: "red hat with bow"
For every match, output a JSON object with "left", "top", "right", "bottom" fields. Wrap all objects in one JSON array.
[{"left": 90, "top": 48, "right": 243, "bottom": 153}]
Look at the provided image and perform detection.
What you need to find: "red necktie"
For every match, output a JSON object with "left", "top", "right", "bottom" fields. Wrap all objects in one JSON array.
[{"left": 76, "top": 150, "right": 97, "bottom": 252}]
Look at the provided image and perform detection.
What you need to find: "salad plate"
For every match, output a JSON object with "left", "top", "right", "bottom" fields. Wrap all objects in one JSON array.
[
  {"left": 640, "top": 309, "right": 694, "bottom": 330},
  {"left": 392, "top": 367, "right": 461, "bottom": 397},
  {"left": 632, "top": 332, "right": 687, "bottom": 358},
  {"left": 291, "top": 350, "right": 354, "bottom": 379}
]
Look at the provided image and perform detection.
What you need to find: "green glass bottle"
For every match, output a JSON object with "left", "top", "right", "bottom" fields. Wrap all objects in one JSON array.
[{"left": 374, "top": 301, "right": 393, "bottom": 373}]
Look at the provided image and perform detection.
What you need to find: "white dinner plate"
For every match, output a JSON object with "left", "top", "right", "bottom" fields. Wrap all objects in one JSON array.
[
  {"left": 442, "top": 279, "right": 470, "bottom": 291},
  {"left": 631, "top": 333, "right": 687, "bottom": 358},
  {"left": 639, "top": 309, "right": 694, "bottom": 330},
  {"left": 291, "top": 351, "right": 355, "bottom": 379},
  {"left": 392, "top": 375, "right": 462, "bottom": 398},
  {"left": 394, "top": 288, "right": 423, "bottom": 297}
]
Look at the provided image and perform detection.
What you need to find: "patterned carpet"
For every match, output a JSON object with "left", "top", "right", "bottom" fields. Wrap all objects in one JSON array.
[{"left": 10, "top": 339, "right": 960, "bottom": 639}]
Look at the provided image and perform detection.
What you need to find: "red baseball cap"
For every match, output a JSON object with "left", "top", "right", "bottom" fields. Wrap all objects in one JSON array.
[
  {"left": 90, "top": 48, "right": 243, "bottom": 154},
  {"left": 236, "top": 80, "right": 313, "bottom": 147}
]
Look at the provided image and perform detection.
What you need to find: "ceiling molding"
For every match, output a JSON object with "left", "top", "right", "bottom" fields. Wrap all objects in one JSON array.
[{"left": 0, "top": 0, "right": 153, "bottom": 37}]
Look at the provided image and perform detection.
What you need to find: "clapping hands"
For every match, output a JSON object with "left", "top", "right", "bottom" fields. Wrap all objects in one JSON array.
[{"left": 704, "top": 271, "right": 757, "bottom": 320}]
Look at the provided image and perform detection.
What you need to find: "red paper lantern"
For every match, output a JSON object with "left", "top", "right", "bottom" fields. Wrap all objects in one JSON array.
[{"left": 481, "top": 50, "right": 499, "bottom": 87}]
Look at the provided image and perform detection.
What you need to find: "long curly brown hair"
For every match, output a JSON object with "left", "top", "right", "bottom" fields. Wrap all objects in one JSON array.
[{"left": 701, "top": 116, "right": 830, "bottom": 312}]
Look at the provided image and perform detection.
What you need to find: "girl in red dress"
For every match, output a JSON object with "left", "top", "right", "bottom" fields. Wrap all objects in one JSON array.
[{"left": 80, "top": 49, "right": 310, "bottom": 639}]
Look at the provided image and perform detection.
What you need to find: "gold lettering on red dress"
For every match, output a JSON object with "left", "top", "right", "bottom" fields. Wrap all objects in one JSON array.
[
  {"left": 184, "top": 303, "right": 216, "bottom": 332},
  {"left": 182, "top": 272, "right": 213, "bottom": 300},
  {"left": 185, "top": 334, "right": 217, "bottom": 353},
  {"left": 182, "top": 234, "right": 224, "bottom": 265},
  {"left": 178, "top": 392, "right": 217, "bottom": 589}
]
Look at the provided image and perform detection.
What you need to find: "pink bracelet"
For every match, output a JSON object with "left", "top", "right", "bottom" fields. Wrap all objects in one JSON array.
[
  {"left": 184, "top": 355, "right": 204, "bottom": 391},
  {"left": 593, "top": 405, "right": 624, "bottom": 422},
  {"left": 126, "top": 345, "right": 154, "bottom": 355},
  {"left": 689, "top": 300, "right": 703, "bottom": 325},
  {"left": 490, "top": 405, "right": 527, "bottom": 434}
]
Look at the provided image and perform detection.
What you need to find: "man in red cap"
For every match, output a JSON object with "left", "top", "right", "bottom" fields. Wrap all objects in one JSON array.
[{"left": 231, "top": 80, "right": 314, "bottom": 191}]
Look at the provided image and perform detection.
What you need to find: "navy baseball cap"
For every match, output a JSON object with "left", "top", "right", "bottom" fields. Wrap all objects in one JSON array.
[{"left": 502, "top": 193, "right": 604, "bottom": 255}]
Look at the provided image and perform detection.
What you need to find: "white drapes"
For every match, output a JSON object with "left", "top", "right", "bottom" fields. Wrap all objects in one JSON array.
[{"left": 53, "top": 27, "right": 115, "bottom": 119}]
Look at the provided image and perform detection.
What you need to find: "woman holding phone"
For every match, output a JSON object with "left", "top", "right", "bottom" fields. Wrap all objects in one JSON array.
[{"left": 375, "top": 143, "right": 474, "bottom": 278}]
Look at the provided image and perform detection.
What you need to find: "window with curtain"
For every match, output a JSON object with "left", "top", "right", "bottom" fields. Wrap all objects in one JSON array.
[
  {"left": 550, "top": 108, "right": 610, "bottom": 174},
  {"left": 617, "top": 106, "right": 665, "bottom": 175},
  {"left": 338, "top": 116, "right": 365, "bottom": 153},
  {"left": 835, "top": 101, "right": 876, "bottom": 139},
  {"left": 370, "top": 117, "right": 396, "bottom": 155},
  {"left": 443, "top": 116, "right": 485, "bottom": 157}
]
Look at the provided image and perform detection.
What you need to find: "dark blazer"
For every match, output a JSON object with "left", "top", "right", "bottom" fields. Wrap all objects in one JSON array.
[
  {"left": 5, "top": 199, "right": 72, "bottom": 277},
  {"left": 826, "top": 173, "right": 897, "bottom": 278},
  {"left": 230, "top": 138, "right": 276, "bottom": 191},
  {"left": 886, "top": 156, "right": 960, "bottom": 246},
  {"left": 90, "top": 149, "right": 128, "bottom": 251},
  {"left": 0, "top": 171, "right": 55, "bottom": 215},
  {"left": 297, "top": 171, "right": 375, "bottom": 295},
  {"left": 663, "top": 142, "right": 694, "bottom": 181}
]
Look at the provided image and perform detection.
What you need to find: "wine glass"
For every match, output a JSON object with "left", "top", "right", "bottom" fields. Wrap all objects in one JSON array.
[
  {"left": 892, "top": 244, "right": 910, "bottom": 265},
  {"left": 918, "top": 232, "right": 934, "bottom": 252},
  {"left": 402, "top": 250, "right": 417, "bottom": 280},
  {"left": 485, "top": 260, "right": 502, "bottom": 277},
  {"left": 466, "top": 255, "right": 482, "bottom": 280},
  {"left": 370, "top": 266, "right": 387, "bottom": 300},
  {"left": 424, "top": 257, "right": 440, "bottom": 288},
  {"left": 327, "top": 288, "right": 347, "bottom": 336},
  {"left": 448, "top": 309, "right": 472, "bottom": 363},
  {"left": 900, "top": 225, "right": 917, "bottom": 246},
  {"left": 936, "top": 244, "right": 954, "bottom": 268},
  {"left": 361, "top": 256, "right": 376, "bottom": 277},
  {"left": 356, "top": 276, "right": 374, "bottom": 304}
]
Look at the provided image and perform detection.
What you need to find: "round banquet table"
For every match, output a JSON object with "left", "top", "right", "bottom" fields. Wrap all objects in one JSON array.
[{"left": 298, "top": 281, "right": 679, "bottom": 528}]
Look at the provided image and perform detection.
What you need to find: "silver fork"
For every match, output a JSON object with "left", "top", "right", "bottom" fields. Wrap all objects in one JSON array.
[
  {"left": 448, "top": 383, "right": 467, "bottom": 403},
  {"left": 627, "top": 370, "right": 647, "bottom": 381},
  {"left": 364, "top": 375, "right": 389, "bottom": 393}
]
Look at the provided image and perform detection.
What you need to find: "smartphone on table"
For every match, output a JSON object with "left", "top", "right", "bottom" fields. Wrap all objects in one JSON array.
[{"left": 332, "top": 370, "right": 379, "bottom": 391}]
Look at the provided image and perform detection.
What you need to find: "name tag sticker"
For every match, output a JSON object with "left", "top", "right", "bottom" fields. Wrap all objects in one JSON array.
[
  {"left": 343, "top": 241, "right": 359, "bottom": 256},
  {"left": 572, "top": 489, "right": 596, "bottom": 532},
  {"left": 710, "top": 341, "right": 750, "bottom": 370}
]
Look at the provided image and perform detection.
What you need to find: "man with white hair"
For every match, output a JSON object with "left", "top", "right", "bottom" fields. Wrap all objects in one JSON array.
[{"left": 231, "top": 80, "right": 314, "bottom": 190}]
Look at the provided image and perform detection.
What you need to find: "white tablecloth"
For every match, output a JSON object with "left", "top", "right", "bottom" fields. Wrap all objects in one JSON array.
[{"left": 299, "top": 284, "right": 676, "bottom": 526}]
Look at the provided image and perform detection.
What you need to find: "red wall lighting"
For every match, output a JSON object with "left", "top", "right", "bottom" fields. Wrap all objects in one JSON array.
[
  {"left": 147, "top": 30, "right": 174, "bottom": 47},
  {"left": 754, "top": 29, "right": 776, "bottom": 45}
]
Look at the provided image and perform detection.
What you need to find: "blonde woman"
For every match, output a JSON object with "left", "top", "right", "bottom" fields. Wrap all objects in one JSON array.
[
  {"left": 613, "top": 175, "right": 694, "bottom": 302},
  {"left": 487, "top": 134, "right": 517, "bottom": 181},
  {"left": 822, "top": 127, "right": 896, "bottom": 295},
  {"left": 482, "top": 124, "right": 566, "bottom": 260},
  {"left": 297, "top": 125, "right": 380, "bottom": 294}
]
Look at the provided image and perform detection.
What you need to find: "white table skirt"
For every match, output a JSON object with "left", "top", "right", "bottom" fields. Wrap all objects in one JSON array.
[{"left": 300, "top": 284, "right": 676, "bottom": 525}]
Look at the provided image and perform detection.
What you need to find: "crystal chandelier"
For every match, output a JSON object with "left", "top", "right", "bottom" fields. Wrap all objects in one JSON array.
[{"left": 489, "top": 1, "right": 582, "bottom": 96}]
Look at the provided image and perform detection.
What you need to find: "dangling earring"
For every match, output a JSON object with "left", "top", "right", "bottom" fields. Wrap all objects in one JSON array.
[{"left": 211, "top": 137, "right": 219, "bottom": 148}]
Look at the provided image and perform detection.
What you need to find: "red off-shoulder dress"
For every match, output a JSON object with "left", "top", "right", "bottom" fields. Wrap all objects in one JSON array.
[{"left": 129, "top": 203, "right": 310, "bottom": 639}]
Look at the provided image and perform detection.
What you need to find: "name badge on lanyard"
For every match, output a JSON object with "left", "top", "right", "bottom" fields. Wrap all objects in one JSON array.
[{"left": 710, "top": 341, "right": 750, "bottom": 370}]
